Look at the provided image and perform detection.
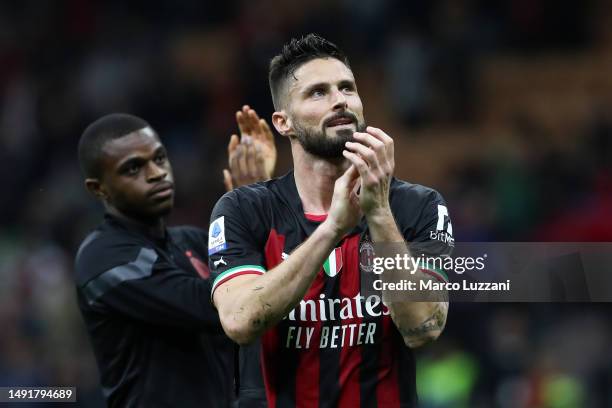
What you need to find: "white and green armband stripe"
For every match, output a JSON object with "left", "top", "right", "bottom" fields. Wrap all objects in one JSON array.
[
  {"left": 211, "top": 265, "right": 266, "bottom": 296},
  {"left": 418, "top": 259, "right": 449, "bottom": 283}
]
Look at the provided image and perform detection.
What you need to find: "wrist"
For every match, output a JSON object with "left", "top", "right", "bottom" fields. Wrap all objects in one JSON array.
[
  {"left": 365, "top": 206, "right": 393, "bottom": 224},
  {"left": 319, "top": 218, "right": 347, "bottom": 240}
]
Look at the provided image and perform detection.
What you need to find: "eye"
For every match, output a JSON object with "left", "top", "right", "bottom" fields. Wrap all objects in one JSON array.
[
  {"left": 310, "top": 88, "right": 325, "bottom": 98},
  {"left": 341, "top": 85, "right": 354, "bottom": 93},
  {"left": 125, "top": 163, "right": 141, "bottom": 176},
  {"left": 154, "top": 153, "right": 167, "bottom": 165}
]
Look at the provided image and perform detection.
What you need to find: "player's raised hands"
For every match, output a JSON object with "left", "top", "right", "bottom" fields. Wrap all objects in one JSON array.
[
  {"left": 223, "top": 105, "right": 277, "bottom": 191},
  {"left": 236, "top": 105, "right": 277, "bottom": 177},
  {"left": 325, "top": 164, "right": 362, "bottom": 236},
  {"left": 342, "top": 126, "right": 395, "bottom": 215}
]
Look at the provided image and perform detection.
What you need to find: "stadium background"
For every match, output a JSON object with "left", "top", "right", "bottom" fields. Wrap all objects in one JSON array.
[{"left": 1, "top": 0, "right": 611, "bottom": 406}]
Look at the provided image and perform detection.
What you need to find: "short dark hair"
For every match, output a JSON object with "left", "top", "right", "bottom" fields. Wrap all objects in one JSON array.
[
  {"left": 78, "top": 113, "right": 150, "bottom": 178},
  {"left": 269, "top": 33, "right": 351, "bottom": 110}
]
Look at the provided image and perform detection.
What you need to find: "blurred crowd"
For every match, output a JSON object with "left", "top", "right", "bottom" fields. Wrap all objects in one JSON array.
[{"left": 1, "top": 0, "right": 611, "bottom": 406}]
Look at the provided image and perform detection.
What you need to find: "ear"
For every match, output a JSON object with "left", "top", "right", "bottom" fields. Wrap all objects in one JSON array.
[
  {"left": 272, "top": 111, "right": 292, "bottom": 138},
  {"left": 85, "top": 178, "right": 108, "bottom": 201}
]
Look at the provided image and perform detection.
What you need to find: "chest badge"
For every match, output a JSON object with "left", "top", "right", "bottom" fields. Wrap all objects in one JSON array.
[{"left": 323, "top": 247, "right": 343, "bottom": 277}]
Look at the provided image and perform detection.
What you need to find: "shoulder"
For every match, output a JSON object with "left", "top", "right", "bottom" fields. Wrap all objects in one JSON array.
[
  {"left": 74, "top": 225, "right": 150, "bottom": 287},
  {"left": 388, "top": 178, "right": 452, "bottom": 237},
  {"left": 390, "top": 178, "right": 446, "bottom": 212},
  {"left": 212, "top": 174, "right": 289, "bottom": 219},
  {"left": 222, "top": 178, "right": 280, "bottom": 205}
]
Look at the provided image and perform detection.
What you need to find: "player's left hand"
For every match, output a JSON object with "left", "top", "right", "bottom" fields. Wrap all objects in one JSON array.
[
  {"left": 342, "top": 126, "right": 394, "bottom": 216},
  {"left": 223, "top": 105, "right": 277, "bottom": 191}
]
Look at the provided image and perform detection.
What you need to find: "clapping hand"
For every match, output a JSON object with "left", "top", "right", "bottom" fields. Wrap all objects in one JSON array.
[{"left": 223, "top": 105, "right": 277, "bottom": 191}]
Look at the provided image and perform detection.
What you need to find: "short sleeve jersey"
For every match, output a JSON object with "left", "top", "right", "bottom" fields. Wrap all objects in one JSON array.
[{"left": 208, "top": 172, "right": 454, "bottom": 408}]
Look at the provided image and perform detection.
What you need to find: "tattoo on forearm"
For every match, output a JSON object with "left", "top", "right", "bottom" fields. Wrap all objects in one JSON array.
[
  {"left": 399, "top": 302, "right": 448, "bottom": 338},
  {"left": 400, "top": 315, "right": 438, "bottom": 337}
]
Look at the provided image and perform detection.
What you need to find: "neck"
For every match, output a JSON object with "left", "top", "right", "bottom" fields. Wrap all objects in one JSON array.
[
  {"left": 106, "top": 205, "right": 166, "bottom": 239},
  {"left": 292, "top": 141, "right": 349, "bottom": 214}
]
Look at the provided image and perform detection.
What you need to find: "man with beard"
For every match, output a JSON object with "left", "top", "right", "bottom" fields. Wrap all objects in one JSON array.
[
  {"left": 208, "top": 34, "right": 454, "bottom": 407},
  {"left": 74, "top": 107, "right": 275, "bottom": 407}
]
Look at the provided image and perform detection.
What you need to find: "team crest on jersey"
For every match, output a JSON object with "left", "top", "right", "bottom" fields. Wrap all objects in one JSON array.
[
  {"left": 208, "top": 216, "right": 227, "bottom": 255},
  {"left": 323, "top": 247, "right": 343, "bottom": 277},
  {"left": 360, "top": 240, "right": 376, "bottom": 273}
]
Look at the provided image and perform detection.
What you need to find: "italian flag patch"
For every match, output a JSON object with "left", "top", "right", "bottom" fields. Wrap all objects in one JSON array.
[{"left": 323, "top": 247, "right": 343, "bottom": 277}]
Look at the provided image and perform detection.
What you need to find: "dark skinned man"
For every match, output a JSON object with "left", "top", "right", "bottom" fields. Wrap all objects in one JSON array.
[{"left": 75, "top": 107, "right": 275, "bottom": 407}]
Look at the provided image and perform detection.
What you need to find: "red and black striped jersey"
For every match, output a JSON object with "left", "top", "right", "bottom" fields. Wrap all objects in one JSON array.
[{"left": 209, "top": 171, "right": 453, "bottom": 408}]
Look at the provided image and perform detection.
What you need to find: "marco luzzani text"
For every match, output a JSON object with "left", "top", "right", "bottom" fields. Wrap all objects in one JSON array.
[{"left": 371, "top": 254, "right": 511, "bottom": 292}]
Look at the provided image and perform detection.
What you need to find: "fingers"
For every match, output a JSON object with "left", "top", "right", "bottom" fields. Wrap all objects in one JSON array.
[
  {"left": 352, "top": 131, "right": 385, "bottom": 151},
  {"left": 227, "top": 136, "right": 270, "bottom": 188},
  {"left": 234, "top": 104, "right": 276, "bottom": 179},
  {"left": 365, "top": 126, "right": 394, "bottom": 167},
  {"left": 335, "top": 164, "right": 359, "bottom": 190},
  {"left": 237, "top": 144, "right": 249, "bottom": 179},
  {"left": 237, "top": 105, "right": 254, "bottom": 136},
  {"left": 344, "top": 141, "right": 381, "bottom": 171},
  {"left": 247, "top": 109, "right": 262, "bottom": 141},
  {"left": 245, "top": 142, "right": 260, "bottom": 179},
  {"left": 236, "top": 105, "right": 263, "bottom": 139},
  {"left": 227, "top": 134, "right": 241, "bottom": 187},
  {"left": 236, "top": 105, "right": 275, "bottom": 146},
  {"left": 353, "top": 126, "right": 394, "bottom": 173},
  {"left": 342, "top": 150, "right": 370, "bottom": 179},
  {"left": 254, "top": 144, "right": 268, "bottom": 179},
  {"left": 229, "top": 142, "right": 248, "bottom": 184},
  {"left": 249, "top": 110, "right": 262, "bottom": 139},
  {"left": 229, "top": 142, "right": 240, "bottom": 175},
  {"left": 236, "top": 109, "right": 249, "bottom": 136},
  {"left": 365, "top": 126, "right": 393, "bottom": 144},
  {"left": 344, "top": 140, "right": 387, "bottom": 189},
  {"left": 348, "top": 172, "right": 361, "bottom": 198},
  {"left": 353, "top": 130, "right": 389, "bottom": 163},
  {"left": 260, "top": 118, "right": 274, "bottom": 144},
  {"left": 228, "top": 134, "right": 239, "bottom": 156},
  {"left": 351, "top": 176, "right": 361, "bottom": 196},
  {"left": 223, "top": 169, "right": 234, "bottom": 192},
  {"left": 342, "top": 163, "right": 359, "bottom": 180}
]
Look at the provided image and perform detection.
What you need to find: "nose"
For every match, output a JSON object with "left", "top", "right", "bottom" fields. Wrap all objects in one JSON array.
[
  {"left": 331, "top": 88, "right": 348, "bottom": 111},
  {"left": 146, "top": 161, "right": 167, "bottom": 182}
]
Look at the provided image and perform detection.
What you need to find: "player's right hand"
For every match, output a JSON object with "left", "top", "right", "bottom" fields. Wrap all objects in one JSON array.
[{"left": 325, "top": 165, "right": 362, "bottom": 236}]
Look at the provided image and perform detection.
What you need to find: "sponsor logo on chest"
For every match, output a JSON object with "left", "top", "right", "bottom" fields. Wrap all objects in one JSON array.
[{"left": 282, "top": 292, "right": 390, "bottom": 349}]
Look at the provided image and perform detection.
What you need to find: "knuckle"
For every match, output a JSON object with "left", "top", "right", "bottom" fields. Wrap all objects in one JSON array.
[
  {"left": 364, "top": 150, "right": 375, "bottom": 160},
  {"left": 372, "top": 139, "right": 384, "bottom": 149}
]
